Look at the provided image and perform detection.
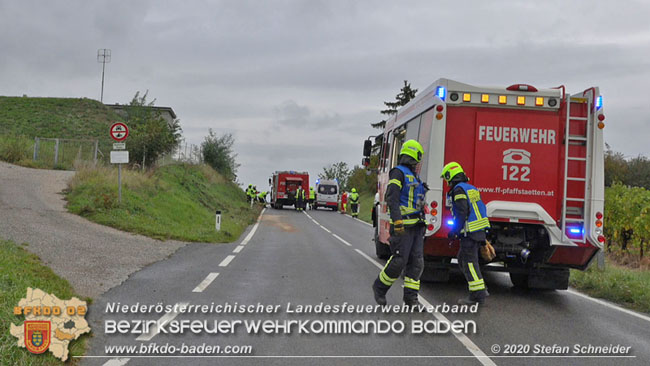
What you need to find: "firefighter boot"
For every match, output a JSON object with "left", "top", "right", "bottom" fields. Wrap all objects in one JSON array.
[
  {"left": 372, "top": 280, "right": 389, "bottom": 306},
  {"left": 458, "top": 290, "right": 489, "bottom": 306}
]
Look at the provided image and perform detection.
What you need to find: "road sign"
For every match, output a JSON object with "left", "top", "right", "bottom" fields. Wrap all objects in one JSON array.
[
  {"left": 110, "top": 123, "right": 129, "bottom": 141},
  {"left": 110, "top": 151, "right": 129, "bottom": 164},
  {"left": 113, "top": 143, "right": 126, "bottom": 150}
]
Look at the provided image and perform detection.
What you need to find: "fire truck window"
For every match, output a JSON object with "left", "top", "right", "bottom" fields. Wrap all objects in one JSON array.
[
  {"left": 391, "top": 130, "right": 406, "bottom": 168},
  {"left": 405, "top": 115, "right": 422, "bottom": 142}
]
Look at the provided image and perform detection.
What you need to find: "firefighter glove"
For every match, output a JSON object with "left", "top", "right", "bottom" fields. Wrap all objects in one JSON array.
[
  {"left": 393, "top": 220, "right": 405, "bottom": 235},
  {"left": 480, "top": 240, "right": 497, "bottom": 261}
]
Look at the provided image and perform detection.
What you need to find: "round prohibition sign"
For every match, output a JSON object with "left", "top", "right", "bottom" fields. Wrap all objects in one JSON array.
[{"left": 110, "top": 122, "right": 129, "bottom": 141}]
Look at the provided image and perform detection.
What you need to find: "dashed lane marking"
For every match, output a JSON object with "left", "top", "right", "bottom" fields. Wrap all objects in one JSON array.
[
  {"left": 219, "top": 255, "right": 236, "bottom": 267},
  {"left": 102, "top": 358, "right": 130, "bottom": 366},
  {"left": 233, "top": 245, "right": 244, "bottom": 253},
  {"left": 136, "top": 302, "right": 190, "bottom": 341},
  {"left": 332, "top": 233, "right": 352, "bottom": 246},
  {"left": 192, "top": 273, "right": 219, "bottom": 293}
]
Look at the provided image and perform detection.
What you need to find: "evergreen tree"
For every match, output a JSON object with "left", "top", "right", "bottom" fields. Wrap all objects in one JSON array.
[{"left": 371, "top": 80, "right": 418, "bottom": 130}]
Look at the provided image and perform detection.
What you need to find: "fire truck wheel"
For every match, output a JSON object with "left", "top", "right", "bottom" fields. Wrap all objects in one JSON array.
[
  {"left": 375, "top": 238, "right": 391, "bottom": 260},
  {"left": 509, "top": 272, "right": 529, "bottom": 289}
]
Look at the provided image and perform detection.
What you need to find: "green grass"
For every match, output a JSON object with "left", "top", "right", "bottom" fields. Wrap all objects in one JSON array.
[
  {"left": 570, "top": 263, "right": 650, "bottom": 314},
  {"left": 353, "top": 192, "right": 374, "bottom": 224},
  {"left": 0, "top": 239, "right": 88, "bottom": 365},
  {"left": 66, "top": 163, "right": 260, "bottom": 242},
  {"left": 0, "top": 96, "right": 121, "bottom": 169}
]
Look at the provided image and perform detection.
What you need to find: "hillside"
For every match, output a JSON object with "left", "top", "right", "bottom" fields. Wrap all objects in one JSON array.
[
  {"left": 0, "top": 96, "right": 120, "bottom": 140},
  {"left": 66, "top": 163, "right": 261, "bottom": 242}
]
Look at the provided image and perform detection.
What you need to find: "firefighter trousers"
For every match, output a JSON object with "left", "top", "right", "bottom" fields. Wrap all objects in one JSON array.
[
  {"left": 350, "top": 203, "right": 359, "bottom": 217},
  {"left": 457, "top": 237, "right": 488, "bottom": 300},
  {"left": 373, "top": 225, "right": 425, "bottom": 302}
]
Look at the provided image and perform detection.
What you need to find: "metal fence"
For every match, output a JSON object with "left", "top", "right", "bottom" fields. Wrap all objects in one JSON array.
[
  {"left": 33, "top": 137, "right": 101, "bottom": 169},
  {"left": 159, "top": 141, "right": 203, "bottom": 165}
]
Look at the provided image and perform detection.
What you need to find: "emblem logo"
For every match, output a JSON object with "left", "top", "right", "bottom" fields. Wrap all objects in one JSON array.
[{"left": 25, "top": 321, "right": 51, "bottom": 354}]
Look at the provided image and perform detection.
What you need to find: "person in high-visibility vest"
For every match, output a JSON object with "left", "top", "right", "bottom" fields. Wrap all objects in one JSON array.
[
  {"left": 257, "top": 191, "right": 267, "bottom": 205},
  {"left": 441, "top": 161, "right": 490, "bottom": 305},
  {"left": 372, "top": 140, "right": 427, "bottom": 307},
  {"left": 295, "top": 187, "right": 305, "bottom": 211},
  {"left": 340, "top": 191, "right": 348, "bottom": 214},
  {"left": 309, "top": 187, "right": 316, "bottom": 210},
  {"left": 246, "top": 184, "right": 253, "bottom": 203},
  {"left": 349, "top": 188, "right": 360, "bottom": 218}
]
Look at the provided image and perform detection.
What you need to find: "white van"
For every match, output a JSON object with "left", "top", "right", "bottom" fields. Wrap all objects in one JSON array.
[{"left": 314, "top": 179, "right": 339, "bottom": 211}]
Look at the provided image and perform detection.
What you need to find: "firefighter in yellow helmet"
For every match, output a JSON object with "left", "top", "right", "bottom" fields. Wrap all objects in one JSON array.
[
  {"left": 372, "top": 139, "right": 427, "bottom": 307},
  {"left": 349, "top": 188, "right": 360, "bottom": 218},
  {"left": 441, "top": 162, "right": 490, "bottom": 305}
]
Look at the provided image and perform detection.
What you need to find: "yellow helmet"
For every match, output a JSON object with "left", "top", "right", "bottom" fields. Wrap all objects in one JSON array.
[
  {"left": 352, "top": 188, "right": 357, "bottom": 193},
  {"left": 399, "top": 139, "right": 424, "bottom": 162},
  {"left": 441, "top": 162, "right": 464, "bottom": 182}
]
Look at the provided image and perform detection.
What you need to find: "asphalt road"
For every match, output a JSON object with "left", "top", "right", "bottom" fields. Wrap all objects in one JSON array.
[{"left": 83, "top": 207, "right": 650, "bottom": 366}]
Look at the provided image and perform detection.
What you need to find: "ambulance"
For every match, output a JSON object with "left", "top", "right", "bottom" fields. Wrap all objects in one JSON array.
[{"left": 363, "top": 79, "right": 605, "bottom": 289}]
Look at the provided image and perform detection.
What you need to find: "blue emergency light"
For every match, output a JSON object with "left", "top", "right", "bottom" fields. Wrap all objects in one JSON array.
[
  {"left": 446, "top": 219, "right": 455, "bottom": 227},
  {"left": 596, "top": 96, "right": 603, "bottom": 109},
  {"left": 436, "top": 86, "right": 447, "bottom": 101}
]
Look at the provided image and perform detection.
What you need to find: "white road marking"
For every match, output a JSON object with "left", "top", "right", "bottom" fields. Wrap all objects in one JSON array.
[
  {"left": 136, "top": 302, "right": 190, "bottom": 341},
  {"left": 354, "top": 249, "right": 383, "bottom": 269},
  {"left": 241, "top": 208, "right": 266, "bottom": 245},
  {"left": 417, "top": 297, "right": 497, "bottom": 366},
  {"left": 310, "top": 213, "right": 496, "bottom": 366},
  {"left": 219, "top": 255, "right": 236, "bottom": 267},
  {"left": 102, "top": 358, "right": 130, "bottom": 366},
  {"left": 192, "top": 272, "right": 219, "bottom": 293},
  {"left": 568, "top": 288, "right": 650, "bottom": 323},
  {"left": 332, "top": 233, "right": 352, "bottom": 246},
  {"left": 233, "top": 245, "right": 244, "bottom": 253}
]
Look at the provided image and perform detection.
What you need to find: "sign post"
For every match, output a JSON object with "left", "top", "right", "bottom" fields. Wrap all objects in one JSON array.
[{"left": 110, "top": 123, "right": 129, "bottom": 203}]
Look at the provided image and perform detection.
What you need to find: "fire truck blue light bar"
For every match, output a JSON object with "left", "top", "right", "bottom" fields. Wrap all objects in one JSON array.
[{"left": 596, "top": 96, "right": 603, "bottom": 109}]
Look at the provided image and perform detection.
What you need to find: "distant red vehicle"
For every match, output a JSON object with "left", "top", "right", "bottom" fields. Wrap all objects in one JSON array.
[
  {"left": 270, "top": 171, "right": 309, "bottom": 210},
  {"left": 364, "top": 78, "right": 605, "bottom": 290}
]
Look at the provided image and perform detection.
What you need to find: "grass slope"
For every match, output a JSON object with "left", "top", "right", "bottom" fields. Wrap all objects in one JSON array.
[
  {"left": 0, "top": 239, "right": 87, "bottom": 365},
  {"left": 570, "top": 262, "right": 650, "bottom": 314},
  {"left": 0, "top": 96, "right": 119, "bottom": 140},
  {"left": 66, "top": 163, "right": 260, "bottom": 242}
]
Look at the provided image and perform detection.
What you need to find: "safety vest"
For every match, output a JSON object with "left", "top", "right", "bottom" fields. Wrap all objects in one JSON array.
[
  {"left": 450, "top": 182, "right": 490, "bottom": 233},
  {"left": 389, "top": 165, "right": 426, "bottom": 226},
  {"left": 258, "top": 191, "right": 266, "bottom": 198},
  {"left": 349, "top": 192, "right": 359, "bottom": 203},
  {"left": 309, "top": 188, "right": 315, "bottom": 199},
  {"left": 296, "top": 188, "right": 304, "bottom": 199}
]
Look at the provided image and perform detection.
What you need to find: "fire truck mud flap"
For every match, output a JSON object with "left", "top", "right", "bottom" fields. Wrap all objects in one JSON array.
[{"left": 510, "top": 268, "right": 569, "bottom": 290}]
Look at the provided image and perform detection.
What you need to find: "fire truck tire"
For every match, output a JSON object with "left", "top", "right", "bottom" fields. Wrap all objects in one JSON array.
[
  {"left": 509, "top": 273, "right": 529, "bottom": 289},
  {"left": 374, "top": 229, "right": 391, "bottom": 260}
]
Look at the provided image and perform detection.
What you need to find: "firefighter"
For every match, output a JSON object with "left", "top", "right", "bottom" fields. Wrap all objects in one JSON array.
[
  {"left": 309, "top": 186, "right": 316, "bottom": 210},
  {"left": 257, "top": 191, "right": 267, "bottom": 205},
  {"left": 295, "top": 187, "right": 305, "bottom": 211},
  {"left": 372, "top": 139, "right": 427, "bottom": 306},
  {"left": 340, "top": 191, "right": 348, "bottom": 214},
  {"left": 246, "top": 184, "right": 253, "bottom": 203},
  {"left": 441, "top": 162, "right": 490, "bottom": 305},
  {"left": 349, "top": 188, "right": 360, "bottom": 218}
]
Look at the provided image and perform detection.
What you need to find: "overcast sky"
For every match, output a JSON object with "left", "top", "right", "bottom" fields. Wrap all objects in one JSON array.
[{"left": 1, "top": 0, "right": 649, "bottom": 189}]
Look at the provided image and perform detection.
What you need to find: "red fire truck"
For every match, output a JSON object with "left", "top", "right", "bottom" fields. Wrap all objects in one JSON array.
[
  {"left": 270, "top": 171, "right": 310, "bottom": 209},
  {"left": 364, "top": 78, "right": 605, "bottom": 289}
]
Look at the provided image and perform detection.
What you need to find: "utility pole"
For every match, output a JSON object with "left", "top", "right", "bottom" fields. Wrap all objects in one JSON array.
[{"left": 97, "top": 49, "right": 111, "bottom": 103}]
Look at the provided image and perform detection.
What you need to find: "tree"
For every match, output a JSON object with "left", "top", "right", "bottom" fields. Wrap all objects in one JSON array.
[
  {"left": 202, "top": 129, "right": 239, "bottom": 181},
  {"left": 604, "top": 145, "right": 628, "bottom": 187},
  {"left": 371, "top": 80, "right": 418, "bottom": 130},
  {"left": 319, "top": 162, "right": 351, "bottom": 190},
  {"left": 125, "top": 91, "right": 182, "bottom": 168}
]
